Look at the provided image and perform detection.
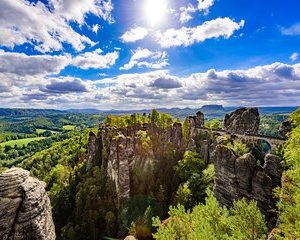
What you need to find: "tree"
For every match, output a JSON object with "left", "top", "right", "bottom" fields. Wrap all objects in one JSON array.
[
  {"left": 150, "top": 109, "right": 160, "bottom": 125},
  {"left": 205, "top": 119, "right": 221, "bottom": 129},
  {"left": 153, "top": 191, "right": 267, "bottom": 240},
  {"left": 229, "top": 199, "right": 267, "bottom": 240}
]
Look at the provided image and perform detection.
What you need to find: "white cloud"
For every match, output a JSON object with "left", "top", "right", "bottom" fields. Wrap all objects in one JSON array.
[
  {"left": 2, "top": 62, "right": 300, "bottom": 109},
  {"left": 179, "top": 4, "right": 196, "bottom": 24},
  {"left": 198, "top": 0, "right": 215, "bottom": 14},
  {"left": 0, "top": 0, "right": 112, "bottom": 52},
  {"left": 179, "top": 0, "right": 215, "bottom": 24},
  {"left": 120, "top": 27, "right": 149, "bottom": 42},
  {"left": 71, "top": 49, "right": 119, "bottom": 69},
  {"left": 290, "top": 52, "right": 298, "bottom": 62},
  {"left": 156, "top": 17, "right": 245, "bottom": 48},
  {"left": 0, "top": 51, "right": 70, "bottom": 76},
  {"left": 50, "top": 0, "right": 114, "bottom": 25},
  {"left": 92, "top": 24, "right": 100, "bottom": 34},
  {"left": 120, "top": 48, "right": 168, "bottom": 70}
]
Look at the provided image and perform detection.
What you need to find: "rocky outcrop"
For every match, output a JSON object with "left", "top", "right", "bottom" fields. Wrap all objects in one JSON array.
[
  {"left": 224, "top": 107, "right": 260, "bottom": 134},
  {"left": 279, "top": 120, "right": 293, "bottom": 137},
  {"left": 187, "top": 111, "right": 205, "bottom": 128},
  {"left": 213, "top": 145, "right": 283, "bottom": 226},
  {"left": 0, "top": 168, "right": 55, "bottom": 240},
  {"left": 87, "top": 122, "right": 186, "bottom": 205}
]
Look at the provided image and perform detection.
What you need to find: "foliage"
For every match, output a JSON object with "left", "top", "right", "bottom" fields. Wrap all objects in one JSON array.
[
  {"left": 175, "top": 152, "right": 214, "bottom": 208},
  {"left": 259, "top": 114, "right": 289, "bottom": 137},
  {"left": 227, "top": 141, "right": 250, "bottom": 156},
  {"left": 182, "top": 118, "right": 191, "bottom": 145},
  {"left": 274, "top": 109, "right": 300, "bottom": 239},
  {"left": 0, "top": 137, "right": 46, "bottom": 147},
  {"left": 205, "top": 119, "right": 222, "bottom": 129},
  {"left": 104, "top": 110, "right": 175, "bottom": 129},
  {"left": 153, "top": 191, "right": 267, "bottom": 240}
]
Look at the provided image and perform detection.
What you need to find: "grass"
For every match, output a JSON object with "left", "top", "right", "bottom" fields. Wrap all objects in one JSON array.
[
  {"left": 0, "top": 137, "right": 46, "bottom": 147},
  {"left": 63, "top": 125, "right": 76, "bottom": 131},
  {"left": 36, "top": 128, "right": 60, "bottom": 134}
]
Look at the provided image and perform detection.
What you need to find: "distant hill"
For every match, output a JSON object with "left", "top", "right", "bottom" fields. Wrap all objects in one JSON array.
[
  {"left": 66, "top": 109, "right": 103, "bottom": 114},
  {"left": 200, "top": 105, "right": 225, "bottom": 112},
  {"left": 0, "top": 108, "right": 66, "bottom": 117}
]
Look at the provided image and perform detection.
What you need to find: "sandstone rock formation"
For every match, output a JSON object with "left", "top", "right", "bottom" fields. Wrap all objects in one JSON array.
[
  {"left": 279, "top": 120, "right": 293, "bottom": 137},
  {"left": 224, "top": 107, "right": 260, "bottom": 134},
  {"left": 187, "top": 111, "right": 205, "bottom": 128},
  {"left": 87, "top": 122, "right": 186, "bottom": 206},
  {"left": 0, "top": 168, "right": 55, "bottom": 240},
  {"left": 213, "top": 145, "right": 283, "bottom": 227}
]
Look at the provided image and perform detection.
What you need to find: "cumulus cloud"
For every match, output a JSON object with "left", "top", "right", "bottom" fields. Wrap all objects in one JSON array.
[
  {"left": 179, "top": 0, "right": 214, "bottom": 24},
  {"left": 92, "top": 62, "right": 300, "bottom": 108},
  {"left": 198, "top": 0, "right": 215, "bottom": 14},
  {"left": 290, "top": 52, "right": 299, "bottom": 62},
  {"left": 71, "top": 49, "right": 119, "bottom": 69},
  {"left": 41, "top": 78, "right": 89, "bottom": 94},
  {"left": 179, "top": 4, "right": 196, "bottom": 24},
  {"left": 0, "top": 0, "right": 112, "bottom": 52},
  {"left": 3, "top": 59, "right": 300, "bottom": 109},
  {"left": 50, "top": 0, "right": 114, "bottom": 24},
  {"left": 149, "top": 77, "right": 182, "bottom": 89},
  {"left": 120, "top": 48, "right": 168, "bottom": 70},
  {"left": 0, "top": 51, "right": 70, "bottom": 76},
  {"left": 156, "top": 17, "right": 245, "bottom": 48},
  {"left": 120, "top": 27, "right": 149, "bottom": 42}
]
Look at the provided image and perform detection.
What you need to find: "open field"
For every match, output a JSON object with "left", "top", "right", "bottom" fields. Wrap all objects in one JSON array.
[
  {"left": 36, "top": 129, "right": 60, "bottom": 134},
  {"left": 0, "top": 137, "right": 46, "bottom": 147},
  {"left": 62, "top": 125, "right": 76, "bottom": 131}
]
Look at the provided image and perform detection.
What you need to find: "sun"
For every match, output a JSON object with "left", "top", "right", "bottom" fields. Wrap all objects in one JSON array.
[{"left": 144, "top": 0, "right": 168, "bottom": 27}]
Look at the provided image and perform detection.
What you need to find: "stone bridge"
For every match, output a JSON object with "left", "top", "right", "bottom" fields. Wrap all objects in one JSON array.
[{"left": 196, "top": 127, "right": 286, "bottom": 150}]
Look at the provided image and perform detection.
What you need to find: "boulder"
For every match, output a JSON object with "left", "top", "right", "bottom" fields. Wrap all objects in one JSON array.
[
  {"left": 224, "top": 107, "right": 260, "bottom": 134},
  {"left": 0, "top": 168, "right": 55, "bottom": 240}
]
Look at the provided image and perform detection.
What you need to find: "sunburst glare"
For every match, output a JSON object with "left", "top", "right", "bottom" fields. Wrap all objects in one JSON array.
[{"left": 144, "top": 0, "right": 168, "bottom": 27}]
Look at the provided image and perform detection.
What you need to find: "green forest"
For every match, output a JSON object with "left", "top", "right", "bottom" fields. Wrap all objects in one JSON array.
[{"left": 0, "top": 108, "right": 299, "bottom": 240}]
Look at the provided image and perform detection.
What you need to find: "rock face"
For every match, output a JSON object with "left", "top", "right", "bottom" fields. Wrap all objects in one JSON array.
[
  {"left": 279, "top": 120, "right": 293, "bottom": 137},
  {"left": 87, "top": 122, "right": 186, "bottom": 205},
  {"left": 0, "top": 168, "right": 56, "bottom": 240},
  {"left": 87, "top": 109, "right": 285, "bottom": 229},
  {"left": 224, "top": 107, "right": 260, "bottom": 134},
  {"left": 213, "top": 145, "right": 283, "bottom": 226},
  {"left": 187, "top": 111, "right": 205, "bottom": 128}
]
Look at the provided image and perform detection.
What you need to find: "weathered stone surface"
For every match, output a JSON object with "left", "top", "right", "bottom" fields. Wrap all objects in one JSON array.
[
  {"left": 89, "top": 122, "right": 186, "bottom": 206},
  {"left": 264, "top": 154, "right": 284, "bottom": 188},
  {"left": 0, "top": 168, "right": 55, "bottom": 240},
  {"left": 224, "top": 107, "right": 260, "bottom": 134},
  {"left": 187, "top": 111, "right": 205, "bottom": 128},
  {"left": 213, "top": 145, "right": 283, "bottom": 223},
  {"left": 279, "top": 120, "right": 293, "bottom": 137}
]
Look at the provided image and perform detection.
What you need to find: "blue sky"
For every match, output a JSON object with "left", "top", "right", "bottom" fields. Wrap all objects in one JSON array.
[{"left": 0, "top": 0, "right": 300, "bottom": 109}]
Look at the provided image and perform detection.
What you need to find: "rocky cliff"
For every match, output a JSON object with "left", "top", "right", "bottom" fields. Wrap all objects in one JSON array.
[
  {"left": 0, "top": 168, "right": 55, "bottom": 240},
  {"left": 224, "top": 107, "right": 260, "bottom": 134},
  {"left": 87, "top": 122, "right": 186, "bottom": 205},
  {"left": 87, "top": 107, "right": 284, "bottom": 227},
  {"left": 213, "top": 146, "right": 283, "bottom": 227}
]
